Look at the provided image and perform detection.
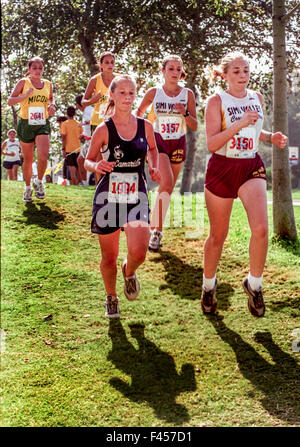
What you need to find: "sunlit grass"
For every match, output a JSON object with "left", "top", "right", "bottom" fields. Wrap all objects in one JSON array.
[{"left": 1, "top": 180, "right": 299, "bottom": 427}]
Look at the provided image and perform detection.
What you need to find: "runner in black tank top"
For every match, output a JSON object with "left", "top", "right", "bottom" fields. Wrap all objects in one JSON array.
[
  {"left": 91, "top": 116, "right": 149, "bottom": 235},
  {"left": 84, "top": 75, "right": 161, "bottom": 318}
]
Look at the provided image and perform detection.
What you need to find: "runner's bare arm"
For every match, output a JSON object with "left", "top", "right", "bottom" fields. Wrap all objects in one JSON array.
[
  {"left": 256, "top": 94, "right": 287, "bottom": 148},
  {"left": 136, "top": 88, "right": 156, "bottom": 117},
  {"left": 7, "top": 79, "right": 33, "bottom": 106},
  {"left": 186, "top": 89, "right": 198, "bottom": 131},
  {"left": 48, "top": 83, "right": 56, "bottom": 116},
  {"left": 174, "top": 89, "right": 198, "bottom": 131},
  {"left": 84, "top": 123, "right": 114, "bottom": 174},
  {"left": 82, "top": 76, "right": 103, "bottom": 107},
  {"left": 1, "top": 141, "right": 9, "bottom": 156},
  {"left": 145, "top": 120, "right": 161, "bottom": 183}
]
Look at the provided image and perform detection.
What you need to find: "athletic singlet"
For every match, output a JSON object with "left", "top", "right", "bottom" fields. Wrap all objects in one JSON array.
[
  {"left": 90, "top": 73, "right": 120, "bottom": 126},
  {"left": 216, "top": 89, "right": 264, "bottom": 159},
  {"left": 96, "top": 117, "right": 148, "bottom": 203},
  {"left": 3, "top": 138, "right": 21, "bottom": 162},
  {"left": 19, "top": 77, "right": 51, "bottom": 123},
  {"left": 148, "top": 87, "right": 188, "bottom": 140}
]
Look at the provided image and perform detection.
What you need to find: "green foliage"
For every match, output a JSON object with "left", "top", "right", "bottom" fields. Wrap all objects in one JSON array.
[{"left": 1, "top": 0, "right": 300, "bottom": 182}]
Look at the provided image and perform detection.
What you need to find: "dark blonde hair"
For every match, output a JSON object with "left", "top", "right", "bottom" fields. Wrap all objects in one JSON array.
[
  {"left": 7, "top": 128, "right": 16, "bottom": 136},
  {"left": 105, "top": 75, "right": 136, "bottom": 116},
  {"left": 209, "top": 52, "right": 248, "bottom": 83},
  {"left": 25, "top": 56, "right": 44, "bottom": 76},
  {"left": 161, "top": 55, "right": 186, "bottom": 80},
  {"left": 99, "top": 51, "right": 115, "bottom": 72}
]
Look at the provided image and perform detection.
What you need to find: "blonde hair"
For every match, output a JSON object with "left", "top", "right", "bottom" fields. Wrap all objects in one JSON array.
[
  {"left": 209, "top": 52, "right": 248, "bottom": 83},
  {"left": 161, "top": 55, "right": 186, "bottom": 80},
  {"left": 105, "top": 75, "right": 136, "bottom": 115}
]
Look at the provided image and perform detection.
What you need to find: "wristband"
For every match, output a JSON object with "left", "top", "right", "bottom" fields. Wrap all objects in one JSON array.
[
  {"left": 183, "top": 110, "right": 190, "bottom": 117},
  {"left": 265, "top": 132, "right": 273, "bottom": 143}
]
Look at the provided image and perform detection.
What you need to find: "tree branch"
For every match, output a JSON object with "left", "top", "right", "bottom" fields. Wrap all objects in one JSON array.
[{"left": 283, "top": 2, "right": 300, "bottom": 23}]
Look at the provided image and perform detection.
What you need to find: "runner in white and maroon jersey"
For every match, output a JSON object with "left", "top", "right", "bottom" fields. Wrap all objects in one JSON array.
[
  {"left": 202, "top": 51, "right": 288, "bottom": 318},
  {"left": 137, "top": 55, "right": 198, "bottom": 251}
]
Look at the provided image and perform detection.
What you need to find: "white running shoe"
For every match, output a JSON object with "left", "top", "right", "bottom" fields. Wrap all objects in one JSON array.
[
  {"left": 105, "top": 295, "right": 120, "bottom": 318},
  {"left": 149, "top": 229, "right": 163, "bottom": 251},
  {"left": 23, "top": 187, "right": 33, "bottom": 202},
  {"left": 33, "top": 179, "right": 45, "bottom": 199},
  {"left": 122, "top": 260, "right": 140, "bottom": 301}
]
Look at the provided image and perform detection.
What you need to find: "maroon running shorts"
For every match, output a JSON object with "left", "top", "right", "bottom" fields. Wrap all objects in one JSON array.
[
  {"left": 155, "top": 133, "right": 187, "bottom": 164},
  {"left": 205, "top": 153, "right": 266, "bottom": 199}
]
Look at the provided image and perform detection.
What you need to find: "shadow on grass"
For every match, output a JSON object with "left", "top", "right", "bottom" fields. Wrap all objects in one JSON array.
[
  {"left": 107, "top": 319, "right": 196, "bottom": 423},
  {"left": 151, "top": 249, "right": 234, "bottom": 310},
  {"left": 207, "top": 315, "right": 300, "bottom": 424},
  {"left": 22, "top": 202, "right": 65, "bottom": 229}
]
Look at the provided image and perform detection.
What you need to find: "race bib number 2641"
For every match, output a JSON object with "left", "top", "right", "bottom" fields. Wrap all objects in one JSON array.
[{"left": 28, "top": 106, "right": 46, "bottom": 125}]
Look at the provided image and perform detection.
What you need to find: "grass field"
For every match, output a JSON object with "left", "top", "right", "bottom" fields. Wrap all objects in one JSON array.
[{"left": 1, "top": 180, "right": 300, "bottom": 427}]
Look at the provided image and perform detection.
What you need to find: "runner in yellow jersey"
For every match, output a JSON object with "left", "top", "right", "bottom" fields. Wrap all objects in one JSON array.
[
  {"left": 8, "top": 56, "right": 55, "bottom": 202},
  {"left": 82, "top": 51, "right": 121, "bottom": 183}
]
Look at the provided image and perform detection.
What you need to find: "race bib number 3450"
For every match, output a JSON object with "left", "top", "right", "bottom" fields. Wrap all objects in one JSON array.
[
  {"left": 108, "top": 172, "right": 139, "bottom": 204},
  {"left": 226, "top": 127, "right": 257, "bottom": 158},
  {"left": 28, "top": 106, "right": 46, "bottom": 125}
]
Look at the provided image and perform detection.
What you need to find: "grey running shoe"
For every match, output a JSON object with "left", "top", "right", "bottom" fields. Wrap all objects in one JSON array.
[
  {"left": 243, "top": 278, "right": 265, "bottom": 318},
  {"left": 105, "top": 295, "right": 120, "bottom": 318},
  {"left": 149, "top": 229, "right": 162, "bottom": 251},
  {"left": 201, "top": 280, "right": 218, "bottom": 315},
  {"left": 33, "top": 179, "right": 45, "bottom": 199},
  {"left": 122, "top": 260, "right": 140, "bottom": 301},
  {"left": 23, "top": 187, "right": 33, "bottom": 202}
]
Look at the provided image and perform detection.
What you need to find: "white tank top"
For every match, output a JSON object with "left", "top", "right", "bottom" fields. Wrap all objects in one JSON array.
[
  {"left": 152, "top": 87, "right": 188, "bottom": 140},
  {"left": 216, "top": 89, "right": 264, "bottom": 158},
  {"left": 4, "top": 138, "right": 21, "bottom": 162}
]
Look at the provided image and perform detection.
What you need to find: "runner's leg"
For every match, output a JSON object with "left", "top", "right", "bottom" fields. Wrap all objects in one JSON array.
[
  {"left": 203, "top": 187, "right": 234, "bottom": 279},
  {"left": 238, "top": 178, "right": 268, "bottom": 278},
  {"left": 98, "top": 230, "right": 121, "bottom": 296}
]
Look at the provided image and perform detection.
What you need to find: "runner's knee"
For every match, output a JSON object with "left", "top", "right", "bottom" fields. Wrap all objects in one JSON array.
[
  {"left": 127, "top": 245, "right": 147, "bottom": 264},
  {"left": 251, "top": 223, "right": 268, "bottom": 240},
  {"left": 101, "top": 251, "right": 118, "bottom": 267}
]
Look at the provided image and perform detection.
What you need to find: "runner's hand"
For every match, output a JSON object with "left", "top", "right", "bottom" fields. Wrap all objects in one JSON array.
[
  {"left": 95, "top": 160, "right": 115, "bottom": 175},
  {"left": 48, "top": 104, "right": 56, "bottom": 117},
  {"left": 25, "top": 87, "right": 35, "bottom": 97},
  {"left": 174, "top": 103, "right": 186, "bottom": 115},
  {"left": 240, "top": 107, "right": 258, "bottom": 128},
  {"left": 271, "top": 132, "right": 288, "bottom": 149},
  {"left": 149, "top": 167, "right": 161, "bottom": 183}
]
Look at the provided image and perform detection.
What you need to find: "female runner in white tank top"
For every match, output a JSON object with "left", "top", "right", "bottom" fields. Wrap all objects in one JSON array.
[
  {"left": 137, "top": 55, "right": 198, "bottom": 251},
  {"left": 202, "top": 52, "right": 287, "bottom": 318},
  {"left": 1, "top": 129, "right": 22, "bottom": 180}
]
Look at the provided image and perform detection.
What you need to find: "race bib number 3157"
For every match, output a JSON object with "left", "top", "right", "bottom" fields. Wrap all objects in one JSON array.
[
  {"left": 108, "top": 172, "right": 139, "bottom": 204},
  {"left": 158, "top": 115, "right": 182, "bottom": 140}
]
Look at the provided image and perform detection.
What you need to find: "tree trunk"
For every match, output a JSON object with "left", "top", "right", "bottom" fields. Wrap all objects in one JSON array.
[
  {"left": 78, "top": 32, "right": 99, "bottom": 76},
  {"left": 272, "top": 0, "right": 297, "bottom": 240},
  {"left": 11, "top": 106, "right": 18, "bottom": 127},
  {"left": 180, "top": 81, "right": 199, "bottom": 194}
]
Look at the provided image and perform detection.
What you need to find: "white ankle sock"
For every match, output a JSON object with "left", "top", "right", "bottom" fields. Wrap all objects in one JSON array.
[
  {"left": 203, "top": 275, "right": 216, "bottom": 291},
  {"left": 25, "top": 185, "right": 31, "bottom": 191},
  {"left": 248, "top": 273, "right": 263, "bottom": 291}
]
